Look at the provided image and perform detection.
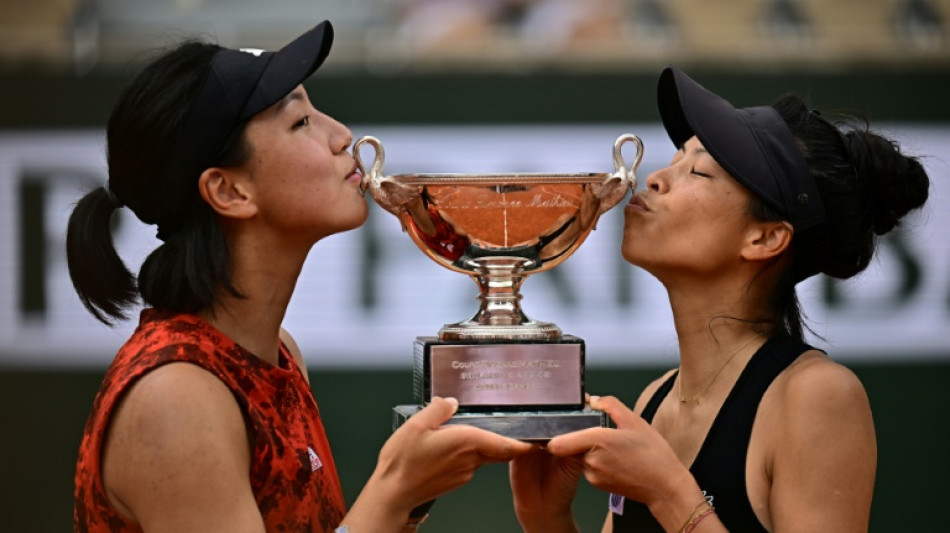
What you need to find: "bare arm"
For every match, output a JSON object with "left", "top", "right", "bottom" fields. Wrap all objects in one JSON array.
[
  {"left": 767, "top": 358, "right": 876, "bottom": 532},
  {"left": 509, "top": 446, "right": 583, "bottom": 533},
  {"left": 340, "top": 397, "right": 534, "bottom": 532},
  {"left": 601, "top": 511, "right": 612, "bottom": 533},
  {"left": 509, "top": 371, "right": 677, "bottom": 533},
  {"left": 571, "top": 360, "right": 875, "bottom": 533},
  {"left": 548, "top": 395, "right": 726, "bottom": 533},
  {"left": 280, "top": 328, "right": 534, "bottom": 532},
  {"left": 102, "top": 363, "right": 264, "bottom": 533},
  {"left": 592, "top": 370, "right": 674, "bottom": 533}
]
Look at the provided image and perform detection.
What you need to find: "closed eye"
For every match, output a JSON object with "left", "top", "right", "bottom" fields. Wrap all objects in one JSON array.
[{"left": 690, "top": 167, "right": 713, "bottom": 178}]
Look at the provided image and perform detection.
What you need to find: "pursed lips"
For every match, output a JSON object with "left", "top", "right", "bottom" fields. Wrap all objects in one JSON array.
[
  {"left": 627, "top": 193, "right": 650, "bottom": 212},
  {"left": 345, "top": 162, "right": 362, "bottom": 183}
]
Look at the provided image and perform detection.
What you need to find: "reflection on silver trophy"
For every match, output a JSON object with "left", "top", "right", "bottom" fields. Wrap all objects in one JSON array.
[{"left": 357, "top": 134, "right": 643, "bottom": 440}]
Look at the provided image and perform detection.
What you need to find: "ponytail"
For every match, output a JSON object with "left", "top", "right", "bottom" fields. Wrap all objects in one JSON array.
[
  {"left": 65, "top": 40, "right": 244, "bottom": 324},
  {"left": 65, "top": 186, "right": 138, "bottom": 324}
]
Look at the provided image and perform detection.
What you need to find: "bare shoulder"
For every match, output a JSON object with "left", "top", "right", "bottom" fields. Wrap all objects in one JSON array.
[
  {"left": 766, "top": 349, "right": 875, "bottom": 448},
  {"left": 105, "top": 362, "right": 250, "bottom": 484},
  {"left": 108, "top": 362, "right": 247, "bottom": 443},
  {"left": 632, "top": 368, "right": 678, "bottom": 416},
  {"left": 279, "top": 328, "right": 309, "bottom": 381},
  {"left": 103, "top": 362, "right": 260, "bottom": 529},
  {"left": 756, "top": 353, "right": 877, "bottom": 530},
  {"left": 774, "top": 350, "right": 870, "bottom": 412}
]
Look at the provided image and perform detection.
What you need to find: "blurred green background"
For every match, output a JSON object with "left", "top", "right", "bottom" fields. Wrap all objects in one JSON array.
[{"left": 3, "top": 0, "right": 950, "bottom": 531}]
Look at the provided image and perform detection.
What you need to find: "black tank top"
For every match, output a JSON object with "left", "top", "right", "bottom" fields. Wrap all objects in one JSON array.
[{"left": 610, "top": 336, "right": 813, "bottom": 533}]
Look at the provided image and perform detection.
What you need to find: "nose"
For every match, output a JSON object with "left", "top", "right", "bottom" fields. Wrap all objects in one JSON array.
[
  {"left": 328, "top": 115, "right": 353, "bottom": 154},
  {"left": 644, "top": 166, "right": 669, "bottom": 193}
]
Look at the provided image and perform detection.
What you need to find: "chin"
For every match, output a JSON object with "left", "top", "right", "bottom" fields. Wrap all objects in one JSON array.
[
  {"left": 343, "top": 203, "right": 370, "bottom": 232},
  {"left": 621, "top": 239, "right": 657, "bottom": 273},
  {"left": 311, "top": 204, "right": 369, "bottom": 241},
  {"left": 620, "top": 228, "right": 639, "bottom": 264},
  {"left": 620, "top": 244, "right": 637, "bottom": 266}
]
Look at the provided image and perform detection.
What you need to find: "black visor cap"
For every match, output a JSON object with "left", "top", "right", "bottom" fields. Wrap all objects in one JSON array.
[
  {"left": 177, "top": 21, "right": 333, "bottom": 171},
  {"left": 656, "top": 65, "right": 828, "bottom": 282},
  {"left": 160, "top": 21, "right": 334, "bottom": 228}
]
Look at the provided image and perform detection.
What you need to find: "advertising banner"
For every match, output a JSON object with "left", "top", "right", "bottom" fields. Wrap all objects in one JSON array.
[{"left": 1, "top": 125, "right": 947, "bottom": 367}]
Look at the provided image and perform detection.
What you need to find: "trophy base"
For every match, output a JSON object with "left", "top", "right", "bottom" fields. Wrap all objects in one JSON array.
[
  {"left": 414, "top": 335, "right": 586, "bottom": 411},
  {"left": 393, "top": 404, "right": 607, "bottom": 442}
]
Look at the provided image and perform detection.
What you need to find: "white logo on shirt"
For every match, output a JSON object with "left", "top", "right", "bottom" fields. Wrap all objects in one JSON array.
[{"left": 307, "top": 447, "right": 323, "bottom": 472}]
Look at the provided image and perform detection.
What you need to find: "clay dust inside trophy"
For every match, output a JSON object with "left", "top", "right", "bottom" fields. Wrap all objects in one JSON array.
[{"left": 357, "top": 134, "right": 642, "bottom": 439}]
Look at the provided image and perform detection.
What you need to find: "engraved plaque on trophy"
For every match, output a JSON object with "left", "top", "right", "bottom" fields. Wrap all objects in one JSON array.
[{"left": 356, "top": 134, "right": 643, "bottom": 440}]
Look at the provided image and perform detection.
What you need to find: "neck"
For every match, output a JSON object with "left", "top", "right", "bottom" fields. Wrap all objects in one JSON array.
[
  {"left": 664, "top": 274, "right": 769, "bottom": 403},
  {"left": 199, "top": 233, "right": 308, "bottom": 366},
  {"left": 199, "top": 294, "right": 289, "bottom": 367},
  {"left": 676, "top": 331, "right": 763, "bottom": 403}
]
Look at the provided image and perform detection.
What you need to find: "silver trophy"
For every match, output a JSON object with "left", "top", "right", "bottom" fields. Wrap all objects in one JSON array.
[{"left": 357, "top": 133, "right": 643, "bottom": 440}]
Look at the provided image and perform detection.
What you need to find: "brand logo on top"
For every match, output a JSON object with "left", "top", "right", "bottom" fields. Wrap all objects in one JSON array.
[{"left": 307, "top": 447, "right": 322, "bottom": 472}]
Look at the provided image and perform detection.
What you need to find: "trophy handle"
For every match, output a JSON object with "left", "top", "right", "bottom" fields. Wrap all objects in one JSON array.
[
  {"left": 596, "top": 134, "right": 644, "bottom": 214},
  {"left": 613, "top": 133, "right": 644, "bottom": 182},
  {"left": 355, "top": 135, "right": 385, "bottom": 197},
  {"left": 355, "top": 136, "right": 423, "bottom": 220}
]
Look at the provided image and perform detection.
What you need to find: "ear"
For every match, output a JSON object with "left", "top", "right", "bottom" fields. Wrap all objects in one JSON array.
[
  {"left": 197, "top": 167, "right": 257, "bottom": 220},
  {"left": 741, "top": 221, "right": 793, "bottom": 262}
]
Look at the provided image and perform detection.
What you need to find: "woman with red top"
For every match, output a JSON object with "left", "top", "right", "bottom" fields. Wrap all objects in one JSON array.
[{"left": 66, "top": 20, "right": 532, "bottom": 533}]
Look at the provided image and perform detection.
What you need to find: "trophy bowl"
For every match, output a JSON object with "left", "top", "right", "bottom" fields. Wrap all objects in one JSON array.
[
  {"left": 357, "top": 133, "right": 643, "bottom": 439},
  {"left": 357, "top": 133, "right": 642, "bottom": 340}
]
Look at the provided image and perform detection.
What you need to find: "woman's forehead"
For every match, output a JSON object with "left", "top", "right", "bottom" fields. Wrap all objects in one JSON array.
[
  {"left": 256, "top": 85, "right": 309, "bottom": 120},
  {"left": 683, "top": 137, "right": 725, "bottom": 167},
  {"left": 682, "top": 136, "right": 708, "bottom": 154}
]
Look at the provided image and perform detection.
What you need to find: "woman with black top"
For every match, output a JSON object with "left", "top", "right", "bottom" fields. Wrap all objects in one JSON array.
[{"left": 509, "top": 65, "right": 930, "bottom": 532}]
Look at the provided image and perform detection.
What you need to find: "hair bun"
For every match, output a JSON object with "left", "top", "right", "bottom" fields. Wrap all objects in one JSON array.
[{"left": 842, "top": 130, "right": 929, "bottom": 236}]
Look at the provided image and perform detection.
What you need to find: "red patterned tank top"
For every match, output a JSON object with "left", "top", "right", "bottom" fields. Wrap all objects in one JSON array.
[{"left": 74, "top": 309, "right": 346, "bottom": 532}]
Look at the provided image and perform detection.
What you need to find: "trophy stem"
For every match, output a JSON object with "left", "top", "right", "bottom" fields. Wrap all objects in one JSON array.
[{"left": 439, "top": 256, "right": 562, "bottom": 341}]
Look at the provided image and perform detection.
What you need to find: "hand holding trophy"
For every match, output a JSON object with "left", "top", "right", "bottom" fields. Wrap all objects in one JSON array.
[{"left": 357, "top": 134, "right": 643, "bottom": 440}]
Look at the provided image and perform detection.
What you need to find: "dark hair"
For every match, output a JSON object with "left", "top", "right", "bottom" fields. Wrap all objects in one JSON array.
[
  {"left": 66, "top": 40, "right": 250, "bottom": 325},
  {"left": 749, "top": 94, "right": 930, "bottom": 341}
]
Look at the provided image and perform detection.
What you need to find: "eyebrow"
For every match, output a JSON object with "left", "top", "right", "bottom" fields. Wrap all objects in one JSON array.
[
  {"left": 679, "top": 144, "right": 709, "bottom": 156},
  {"left": 276, "top": 89, "right": 305, "bottom": 112}
]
